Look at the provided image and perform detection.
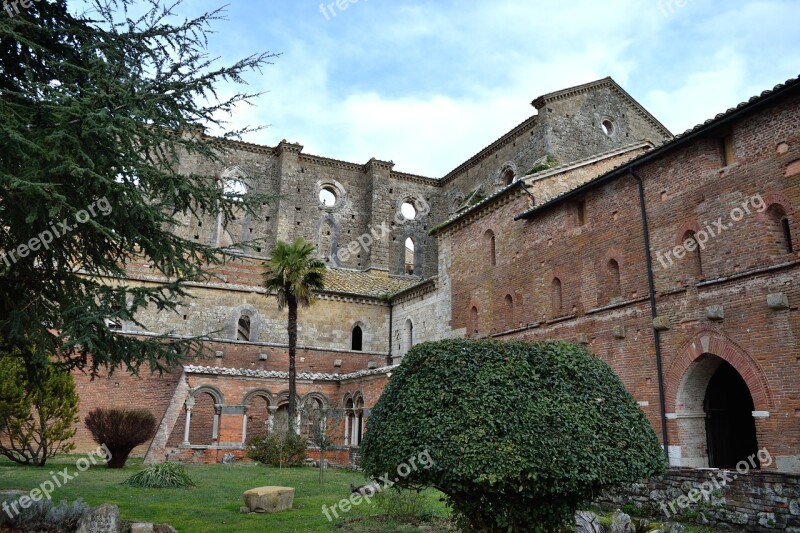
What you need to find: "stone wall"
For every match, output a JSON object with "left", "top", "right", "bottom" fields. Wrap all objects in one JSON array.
[{"left": 597, "top": 468, "right": 800, "bottom": 533}]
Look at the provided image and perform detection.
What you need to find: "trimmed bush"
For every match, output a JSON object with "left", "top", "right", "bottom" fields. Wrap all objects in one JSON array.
[
  {"left": 246, "top": 432, "right": 307, "bottom": 468},
  {"left": 84, "top": 408, "right": 157, "bottom": 468},
  {"left": 123, "top": 462, "right": 195, "bottom": 488},
  {"left": 360, "top": 339, "right": 667, "bottom": 532}
]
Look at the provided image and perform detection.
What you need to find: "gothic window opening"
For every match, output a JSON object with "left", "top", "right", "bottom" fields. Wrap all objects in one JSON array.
[
  {"left": 352, "top": 325, "right": 363, "bottom": 351},
  {"left": 404, "top": 238, "right": 415, "bottom": 275},
  {"left": 504, "top": 294, "right": 513, "bottom": 327},
  {"left": 237, "top": 315, "right": 251, "bottom": 341},
  {"left": 607, "top": 259, "right": 621, "bottom": 300},
  {"left": 469, "top": 306, "right": 478, "bottom": 337},
  {"left": 503, "top": 168, "right": 515, "bottom": 185},
  {"left": 405, "top": 319, "right": 414, "bottom": 351}
]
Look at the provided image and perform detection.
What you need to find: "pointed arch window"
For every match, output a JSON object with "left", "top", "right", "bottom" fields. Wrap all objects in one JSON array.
[
  {"left": 352, "top": 325, "right": 363, "bottom": 351},
  {"left": 484, "top": 230, "right": 496, "bottom": 266},
  {"left": 607, "top": 259, "right": 621, "bottom": 300}
]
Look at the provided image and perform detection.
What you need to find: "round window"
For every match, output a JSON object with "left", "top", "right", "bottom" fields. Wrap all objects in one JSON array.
[
  {"left": 401, "top": 201, "right": 417, "bottom": 221},
  {"left": 601, "top": 119, "right": 617, "bottom": 137},
  {"left": 319, "top": 186, "right": 338, "bottom": 207}
]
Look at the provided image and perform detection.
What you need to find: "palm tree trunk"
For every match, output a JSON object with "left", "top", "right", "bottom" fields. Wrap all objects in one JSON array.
[{"left": 287, "top": 292, "right": 298, "bottom": 434}]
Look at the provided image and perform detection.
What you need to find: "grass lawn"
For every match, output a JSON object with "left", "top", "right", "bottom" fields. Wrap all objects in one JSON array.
[{"left": 0, "top": 456, "right": 451, "bottom": 532}]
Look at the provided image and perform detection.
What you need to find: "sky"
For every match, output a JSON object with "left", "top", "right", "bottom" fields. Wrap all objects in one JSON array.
[{"left": 78, "top": 0, "right": 800, "bottom": 178}]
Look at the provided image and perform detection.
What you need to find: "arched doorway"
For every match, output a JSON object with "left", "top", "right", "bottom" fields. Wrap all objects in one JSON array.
[
  {"left": 704, "top": 361, "right": 759, "bottom": 468},
  {"left": 672, "top": 352, "right": 763, "bottom": 468}
]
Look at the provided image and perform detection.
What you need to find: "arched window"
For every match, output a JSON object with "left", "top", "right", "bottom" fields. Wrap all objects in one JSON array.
[
  {"left": 302, "top": 397, "right": 324, "bottom": 442},
  {"left": 607, "top": 259, "right": 621, "bottom": 300},
  {"left": 351, "top": 325, "right": 363, "bottom": 351},
  {"left": 237, "top": 315, "right": 251, "bottom": 341},
  {"left": 767, "top": 204, "right": 794, "bottom": 253},
  {"left": 551, "top": 278, "right": 563, "bottom": 317},
  {"left": 469, "top": 306, "right": 478, "bottom": 337},
  {"left": 404, "top": 238, "right": 415, "bottom": 275},
  {"left": 682, "top": 231, "right": 703, "bottom": 280},
  {"left": 503, "top": 168, "right": 515, "bottom": 185},
  {"left": 405, "top": 319, "right": 413, "bottom": 352},
  {"left": 484, "top": 230, "right": 496, "bottom": 266},
  {"left": 504, "top": 294, "right": 513, "bottom": 326}
]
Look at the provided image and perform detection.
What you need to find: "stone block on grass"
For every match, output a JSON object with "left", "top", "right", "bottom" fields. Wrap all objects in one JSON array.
[{"left": 242, "top": 486, "right": 295, "bottom": 514}]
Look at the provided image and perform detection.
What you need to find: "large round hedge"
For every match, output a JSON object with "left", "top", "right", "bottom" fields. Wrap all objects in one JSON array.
[{"left": 360, "top": 339, "right": 666, "bottom": 532}]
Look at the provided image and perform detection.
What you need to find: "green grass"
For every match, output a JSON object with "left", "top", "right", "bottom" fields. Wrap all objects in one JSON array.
[{"left": 0, "top": 456, "right": 450, "bottom": 532}]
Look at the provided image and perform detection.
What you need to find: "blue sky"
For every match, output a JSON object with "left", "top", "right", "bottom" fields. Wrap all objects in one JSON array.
[{"left": 79, "top": 0, "right": 800, "bottom": 177}]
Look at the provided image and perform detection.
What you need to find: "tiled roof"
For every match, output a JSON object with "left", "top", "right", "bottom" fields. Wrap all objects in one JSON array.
[
  {"left": 321, "top": 268, "right": 423, "bottom": 299},
  {"left": 514, "top": 74, "right": 800, "bottom": 220},
  {"left": 183, "top": 364, "right": 398, "bottom": 381}
]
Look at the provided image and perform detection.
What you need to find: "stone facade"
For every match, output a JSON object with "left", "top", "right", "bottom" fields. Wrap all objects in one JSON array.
[{"left": 69, "top": 72, "right": 800, "bottom": 524}]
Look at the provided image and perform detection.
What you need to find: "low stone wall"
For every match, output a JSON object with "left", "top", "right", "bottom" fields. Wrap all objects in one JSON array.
[{"left": 596, "top": 468, "right": 800, "bottom": 532}]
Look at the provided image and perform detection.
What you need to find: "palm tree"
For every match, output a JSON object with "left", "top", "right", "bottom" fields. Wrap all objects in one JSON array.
[{"left": 262, "top": 239, "right": 326, "bottom": 432}]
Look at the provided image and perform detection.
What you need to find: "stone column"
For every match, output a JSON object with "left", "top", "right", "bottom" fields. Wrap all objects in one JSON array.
[
  {"left": 182, "top": 396, "right": 195, "bottom": 446},
  {"left": 344, "top": 411, "right": 350, "bottom": 447},
  {"left": 268, "top": 406, "right": 277, "bottom": 433},
  {"left": 241, "top": 405, "right": 249, "bottom": 444},
  {"left": 212, "top": 404, "right": 222, "bottom": 442}
]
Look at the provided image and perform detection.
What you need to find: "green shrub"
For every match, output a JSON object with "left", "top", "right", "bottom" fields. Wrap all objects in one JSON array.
[
  {"left": 246, "top": 432, "right": 307, "bottom": 467},
  {"left": 123, "top": 462, "right": 195, "bottom": 488},
  {"left": 360, "top": 339, "right": 666, "bottom": 532},
  {"left": 84, "top": 408, "right": 157, "bottom": 468},
  {"left": 0, "top": 355, "right": 79, "bottom": 466}
]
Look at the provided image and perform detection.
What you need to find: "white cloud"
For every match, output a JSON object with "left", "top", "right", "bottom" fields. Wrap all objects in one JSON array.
[{"left": 205, "top": 0, "right": 800, "bottom": 177}]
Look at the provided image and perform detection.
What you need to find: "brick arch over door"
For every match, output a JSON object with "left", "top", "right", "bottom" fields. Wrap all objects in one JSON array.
[{"left": 665, "top": 329, "right": 773, "bottom": 413}]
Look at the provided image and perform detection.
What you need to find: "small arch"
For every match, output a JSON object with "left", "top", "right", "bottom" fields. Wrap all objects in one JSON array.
[
  {"left": 404, "top": 319, "right": 414, "bottom": 352},
  {"left": 351, "top": 324, "right": 363, "bottom": 351},
  {"left": 551, "top": 277, "right": 563, "bottom": 317},
  {"left": 607, "top": 259, "right": 621, "bottom": 300},
  {"left": 484, "top": 230, "right": 496, "bottom": 266},
  {"left": 503, "top": 168, "right": 515, "bottom": 185},
  {"left": 243, "top": 390, "right": 272, "bottom": 439},
  {"left": 190, "top": 385, "right": 224, "bottom": 405},
  {"left": 504, "top": 294, "right": 514, "bottom": 327}
]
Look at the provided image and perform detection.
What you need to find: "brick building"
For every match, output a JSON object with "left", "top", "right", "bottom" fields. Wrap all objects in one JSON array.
[{"left": 72, "top": 76, "right": 798, "bottom": 478}]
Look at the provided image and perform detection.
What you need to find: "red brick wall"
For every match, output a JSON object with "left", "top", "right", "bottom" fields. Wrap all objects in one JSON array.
[
  {"left": 445, "top": 90, "right": 800, "bottom": 468},
  {"left": 71, "top": 367, "right": 183, "bottom": 455}
]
